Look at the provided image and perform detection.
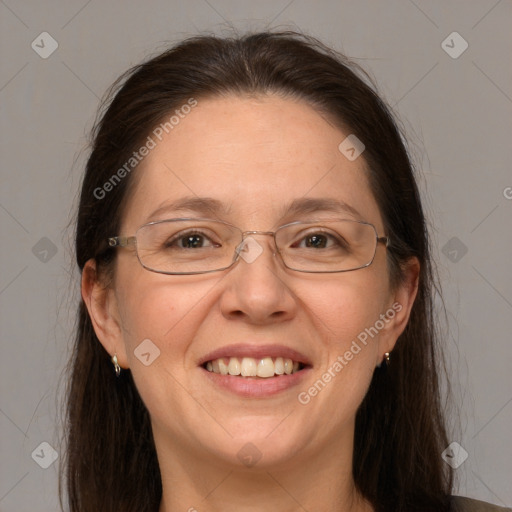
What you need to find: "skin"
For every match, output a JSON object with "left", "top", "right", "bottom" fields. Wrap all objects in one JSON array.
[{"left": 82, "top": 94, "right": 419, "bottom": 512}]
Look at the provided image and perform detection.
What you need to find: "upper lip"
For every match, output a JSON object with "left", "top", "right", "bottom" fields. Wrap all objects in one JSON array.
[{"left": 198, "top": 343, "right": 312, "bottom": 367}]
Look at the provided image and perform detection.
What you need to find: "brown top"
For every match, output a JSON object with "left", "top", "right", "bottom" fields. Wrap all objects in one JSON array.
[{"left": 451, "top": 496, "right": 512, "bottom": 512}]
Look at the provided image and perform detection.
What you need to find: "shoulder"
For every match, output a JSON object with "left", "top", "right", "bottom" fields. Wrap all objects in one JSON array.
[{"left": 451, "top": 496, "right": 512, "bottom": 512}]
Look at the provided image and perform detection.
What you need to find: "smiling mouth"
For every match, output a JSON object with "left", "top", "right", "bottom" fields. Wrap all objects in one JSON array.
[{"left": 203, "top": 356, "right": 306, "bottom": 378}]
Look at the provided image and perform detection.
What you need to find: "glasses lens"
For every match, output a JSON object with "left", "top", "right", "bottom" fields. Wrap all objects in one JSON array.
[
  {"left": 276, "top": 220, "right": 377, "bottom": 272},
  {"left": 133, "top": 218, "right": 378, "bottom": 274},
  {"left": 135, "top": 219, "right": 239, "bottom": 274}
]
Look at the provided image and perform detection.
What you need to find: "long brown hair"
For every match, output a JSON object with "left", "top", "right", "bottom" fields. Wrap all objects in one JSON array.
[{"left": 63, "top": 31, "right": 454, "bottom": 511}]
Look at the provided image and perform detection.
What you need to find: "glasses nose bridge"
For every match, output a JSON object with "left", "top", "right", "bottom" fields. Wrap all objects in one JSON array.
[{"left": 241, "top": 229, "right": 276, "bottom": 238}]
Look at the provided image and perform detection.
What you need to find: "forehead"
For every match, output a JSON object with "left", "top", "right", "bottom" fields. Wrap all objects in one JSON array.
[{"left": 122, "top": 94, "right": 383, "bottom": 232}]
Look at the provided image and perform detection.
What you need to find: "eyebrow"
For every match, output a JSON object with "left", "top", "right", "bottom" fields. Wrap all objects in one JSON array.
[
  {"left": 145, "top": 196, "right": 229, "bottom": 222},
  {"left": 144, "top": 196, "right": 362, "bottom": 223},
  {"left": 283, "top": 197, "right": 362, "bottom": 220}
]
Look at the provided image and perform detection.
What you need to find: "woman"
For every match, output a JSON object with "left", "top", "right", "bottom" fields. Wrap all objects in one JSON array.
[{"left": 64, "top": 31, "right": 509, "bottom": 512}]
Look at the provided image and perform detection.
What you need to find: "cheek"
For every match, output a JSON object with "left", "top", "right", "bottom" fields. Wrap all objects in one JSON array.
[
  {"left": 113, "top": 272, "right": 183, "bottom": 367},
  {"left": 114, "top": 271, "right": 223, "bottom": 367},
  {"left": 112, "top": 275, "right": 214, "bottom": 428},
  {"left": 295, "top": 276, "right": 385, "bottom": 433},
  {"left": 116, "top": 282, "right": 174, "bottom": 345},
  {"left": 298, "top": 267, "right": 389, "bottom": 410},
  {"left": 302, "top": 267, "right": 390, "bottom": 345}
]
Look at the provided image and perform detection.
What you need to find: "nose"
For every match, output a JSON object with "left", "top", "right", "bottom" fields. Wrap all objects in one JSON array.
[{"left": 219, "top": 234, "right": 298, "bottom": 325}]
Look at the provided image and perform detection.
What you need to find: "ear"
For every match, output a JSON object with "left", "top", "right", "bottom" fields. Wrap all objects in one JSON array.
[
  {"left": 81, "top": 259, "right": 129, "bottom": 369},
  {"left": 376, "top": 256, "right": 420, "bottom": 366}
]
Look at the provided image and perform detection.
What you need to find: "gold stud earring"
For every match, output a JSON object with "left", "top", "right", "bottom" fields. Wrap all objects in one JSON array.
[
  {"left": 111, "top": 353, "right": 121, "bottom": 377},
  {"left": 377, "top": 351, "right": 391, "bottom": 369}
]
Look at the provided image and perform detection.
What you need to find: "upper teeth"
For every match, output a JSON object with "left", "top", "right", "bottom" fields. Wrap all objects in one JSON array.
[{"left": 205, "top": 357, "right": 301, "bottom": 378}]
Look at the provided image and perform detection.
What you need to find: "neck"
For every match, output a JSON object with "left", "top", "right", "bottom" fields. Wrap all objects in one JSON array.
[{"left": 155, "top": 423, "right": 374, "bottom": 512}]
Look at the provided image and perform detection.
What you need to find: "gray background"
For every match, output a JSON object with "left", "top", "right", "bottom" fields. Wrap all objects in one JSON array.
[{"left": 1, "top": 1, "right": 511, "bottom": 510}]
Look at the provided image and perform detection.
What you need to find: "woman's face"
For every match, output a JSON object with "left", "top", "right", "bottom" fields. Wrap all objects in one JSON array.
[{"left": 91, "top": 94, "right": 414, "bottom": 471}]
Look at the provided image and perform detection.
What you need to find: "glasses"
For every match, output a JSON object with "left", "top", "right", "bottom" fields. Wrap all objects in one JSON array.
[{"left": 108, "top": 218, "right": 390, "bottom": 275}]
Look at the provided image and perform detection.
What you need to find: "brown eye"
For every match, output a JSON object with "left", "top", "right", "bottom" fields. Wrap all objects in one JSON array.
[
  {"left": 292, "top": 230, "right": 347, "bottom": 250},
  {"left": 165, "top": 230, "right": 219, "bottom": 249},
  {"left": 304, "top": 234, "right": 328, "bottom": 248},
  {"left": 179, "top": 234, "right": 208, "bottom": 248}
]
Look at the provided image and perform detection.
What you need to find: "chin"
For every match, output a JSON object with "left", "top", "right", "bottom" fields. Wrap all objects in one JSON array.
[{"left": 204, "top": 422, "right": 308, "bottom": 469}]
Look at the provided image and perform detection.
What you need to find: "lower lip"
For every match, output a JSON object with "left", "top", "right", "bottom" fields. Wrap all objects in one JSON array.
[{"left": 201, "top": 367, "right": 312, "bottom": 398}]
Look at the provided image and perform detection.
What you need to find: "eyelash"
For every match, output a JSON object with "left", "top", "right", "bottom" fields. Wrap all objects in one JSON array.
[{"left": 164, "top": 229, "right": 220, "bottom": 248}]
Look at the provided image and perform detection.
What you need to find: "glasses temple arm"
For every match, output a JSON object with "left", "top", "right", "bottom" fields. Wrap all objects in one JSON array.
[
  {"left": 108, "top": 236, "right": 136, "bottom": 248},
  {"left": 377, "top": 236, "right": 390, "bottom": 247}
]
